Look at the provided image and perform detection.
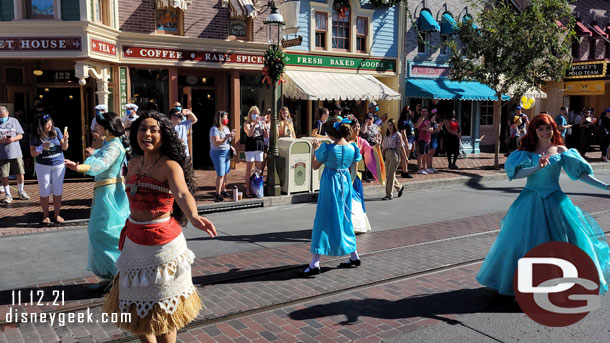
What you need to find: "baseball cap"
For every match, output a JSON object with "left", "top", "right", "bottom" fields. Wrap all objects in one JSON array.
[
  {"left": 368, "top": 101, "right": 377, "bottom": 109},
  {"left": 125, "top": 103, "right": 139, "bottom": 111},
  {"left": 332, "top": 103, "right": 343, "bottom": 111},
  {"left": 94, "top": 104, "right": 108, "bottom": 112},
  {"left": 515, "top": 106, "right": 522, "bottom": 110}
]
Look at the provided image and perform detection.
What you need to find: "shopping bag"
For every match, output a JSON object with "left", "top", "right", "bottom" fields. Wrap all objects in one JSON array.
[{"left": 250, "top": 170, "right": 264, "bottom": 198}]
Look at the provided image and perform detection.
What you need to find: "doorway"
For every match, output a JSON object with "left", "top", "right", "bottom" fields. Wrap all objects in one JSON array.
[{"left": 191, "top": 89, "right": 216, "bottom": 169}]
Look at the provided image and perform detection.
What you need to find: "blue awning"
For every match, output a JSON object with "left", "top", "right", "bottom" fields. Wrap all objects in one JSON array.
[
  {"left": 418, "top": 10, "right": 440, "bottom": 32},
  {"left": 405, "top": 78, "right": 510, "bottom": 101},
  {"left": 463, "top": 15, "right": 478, "bottom": 30},
  {"left": 440, "top": 13, "right": 457, "bottom": 35}
]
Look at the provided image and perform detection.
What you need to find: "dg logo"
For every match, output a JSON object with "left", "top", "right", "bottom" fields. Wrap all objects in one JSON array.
[{"left": 514, "top": 242, "right": 602, "bottom": 327}]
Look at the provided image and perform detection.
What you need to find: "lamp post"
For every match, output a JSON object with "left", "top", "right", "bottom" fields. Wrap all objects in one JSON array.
[{"left": 264, "top": 1, "right": 284, "bottom": 197}]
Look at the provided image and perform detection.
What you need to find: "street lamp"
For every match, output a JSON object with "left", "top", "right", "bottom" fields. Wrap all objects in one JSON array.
[{"left": 264, "top": 1, "right": 284, "bottom": 197}]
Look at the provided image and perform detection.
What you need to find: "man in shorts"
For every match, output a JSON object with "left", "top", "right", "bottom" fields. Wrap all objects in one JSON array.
[{"left": 0, "top": 106, "right": 29, "bottom": 203}]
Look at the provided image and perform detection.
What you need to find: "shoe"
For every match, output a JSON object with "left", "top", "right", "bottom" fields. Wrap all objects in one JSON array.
[
  {"left": 221, "top": 191, "right": 232, "bottom": 198},
  {"left": 397, "top": 186, "right": 405, "bottom": 198},
  {"left": 425, "top": 168, "right": 435, "bottom": 174},
  {"left": 338, "top": 259, "right": 361, "bottom": 268},
  {"left": 401, "top": 172, "right": 413, "bottom": 178},
  {"left": 417, "top": 170, "right": 428, "bottom": 175},
  {"left": 298, "top": 266, "right": 321, "bottom": 278},
  {"left": 3, "top": 193, "right": 12, "bottom": 204},
  {"left": 54, "top": 216, "right": 64, "bottom": 224},
  {"left": 41, "top": 217, "right": 51, "bottom": 224},
  {"left": 405, "top": 173, "right": 413, "bottom": 178},
  {"left": 430, "top": 168, "right": 438, "bottom": 173},
  {"left": 382, "top": 195, "right": 392, "bottom": 200},
  {"left": 17, "top": 191, "right": 30, "bottom": 200},
  {"left": 213, "top": 194, "right": 224, "bottom": 202}
]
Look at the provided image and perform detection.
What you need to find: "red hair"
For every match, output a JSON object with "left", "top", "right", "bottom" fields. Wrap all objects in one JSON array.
[{"left": 519, "top": 113, "right": 563, "bottom": 152}]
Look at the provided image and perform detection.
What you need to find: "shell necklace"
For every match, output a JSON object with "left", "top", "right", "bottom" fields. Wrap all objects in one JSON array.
[{"left": 130, "top": 154, "right": 162, "bottom": 196}]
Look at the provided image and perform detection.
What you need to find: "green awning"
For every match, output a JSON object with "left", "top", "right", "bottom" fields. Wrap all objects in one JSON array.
[
  {"left": 418, "top": 10, "right": 440, "bottom": 32},
  {"left": 440, "top": 13, "right": 457, "bottom": 35},
  {"left": 405, "top": 78, "right": 510, "bottom": 101}
]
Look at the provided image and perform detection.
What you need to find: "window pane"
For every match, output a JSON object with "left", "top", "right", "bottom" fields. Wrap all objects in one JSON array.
[
  {"left": 316, "top": 13, "right": 326, "bottom": 31},
  {"left": 30, "top": 0, "right": 54, "bottom": 19},
  {"left": 357, "top": 18, "right": 366, "bottom": 35}
]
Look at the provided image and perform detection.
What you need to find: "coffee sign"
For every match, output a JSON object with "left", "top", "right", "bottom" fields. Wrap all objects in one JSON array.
[
  {"left": 122, "top": 46, "right": 264, "bottom": 65},
  {"left": 0, "top": 37, "right": 81, "bottom": 51},
  {"left": 565, "top": 62, "right": 606, "bottom": 79}
]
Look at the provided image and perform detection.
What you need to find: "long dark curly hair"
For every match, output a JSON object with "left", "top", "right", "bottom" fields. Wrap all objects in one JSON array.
[{"left": 129, "top": 111, "right": 195, "bottom": 226}]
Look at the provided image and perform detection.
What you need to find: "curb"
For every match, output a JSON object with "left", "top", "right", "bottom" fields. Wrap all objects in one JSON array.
[{"left": 6, "top": 162, "right": 610, "bottom": 228}]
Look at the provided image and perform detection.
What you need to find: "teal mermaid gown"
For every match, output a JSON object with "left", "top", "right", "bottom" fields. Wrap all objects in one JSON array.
[
  {"left": 311, "top": 142, "right": 362, "bottom": 256},
  {"left": 477, "top": 149, "right": 610, "bottom": 295},
  {"left": 85, "top": 137, "right": 130, "bottom": 279}
]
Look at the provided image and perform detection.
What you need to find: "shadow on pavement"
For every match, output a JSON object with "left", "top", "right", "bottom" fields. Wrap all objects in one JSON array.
[
  {"left": 192, "top": 265, "right": 333, "bottom": 285},
  {"left": 288, "top": 288, "right": 521, "bottom": 325},
  {"left": 186, "top": 229, "right": 312, "bottom": 244}
]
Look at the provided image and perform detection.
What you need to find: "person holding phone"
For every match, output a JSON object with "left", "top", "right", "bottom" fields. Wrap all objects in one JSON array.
[
  {"left": 0, "top": 105, "right": 30, "bottom": 203},
  {"left": 244, "top": 106, "right": 266, "bottom": 197},
  {"left": 169, "top": 106, "right": 198, "bottom": 158},
  {"left": 209, "top": 111, "right": 235, "bottom": 202},
  {"left": 30, "top": 114, "right": 68, "bottom": 223}
]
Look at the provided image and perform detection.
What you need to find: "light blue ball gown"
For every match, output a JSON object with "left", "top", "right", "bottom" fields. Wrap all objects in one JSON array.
[
  {"left": 311, "top": 142, "right": 362, "bottom": 256},
  {"left": 85, "top": 137, "right": 130, "bottom": 279},
  {"left": 477, "top": 149, "right": 610, "bottom": 295}
]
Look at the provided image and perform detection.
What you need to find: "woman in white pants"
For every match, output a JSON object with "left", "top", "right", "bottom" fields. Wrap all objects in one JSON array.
[{"left": 30, "top": 114, "right": 68, "bottom": 224}]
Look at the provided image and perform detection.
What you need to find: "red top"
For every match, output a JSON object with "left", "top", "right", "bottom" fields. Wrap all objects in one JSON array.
[
  {"left": 449, "top": 121, "right": 459, "bottom": 132},
  {"left": 125, "top": 175, "right": 174, "bottom": 215}
]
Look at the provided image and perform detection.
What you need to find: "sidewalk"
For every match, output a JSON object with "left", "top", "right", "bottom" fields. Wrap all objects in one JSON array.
[{"left": 1, "top": 151, "right": 607, "bottom": 231}]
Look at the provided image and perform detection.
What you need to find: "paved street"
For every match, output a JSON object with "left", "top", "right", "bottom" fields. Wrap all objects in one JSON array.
[{"left": 1, "top": 169, "right": 610, "bottom": 342}]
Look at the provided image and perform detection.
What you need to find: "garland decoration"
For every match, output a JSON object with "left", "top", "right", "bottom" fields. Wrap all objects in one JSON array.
[
  {"left": 333, "top": 0, "right": 350, "bottom": 19},
  {"left": 262, "top": 45, "right": 286, "bottom": 86},
  {"left": 369, "top": 0, "right": 406, "bottom": 7}
]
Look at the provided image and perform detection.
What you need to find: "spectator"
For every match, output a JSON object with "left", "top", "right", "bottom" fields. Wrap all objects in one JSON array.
[
  {"left": 312, "top": 107, "right": 329, "bottom": 137},
  {"left": 397, "top": 106, "right": 414, "bottom": 178},
  {"left": 381, "top": 119, "right": 404, "bottom": 200},
  {"left": 507, "top": 116, "right": 523, "bottom": 153},
  {"left": 359, "top": 113, "right": 380, "bottom": 182},
  {"left": 427, "top": 110, "right": 441, "bottom": 174},
  {"left": 578, "top": 108, "right": 594, "bottom": 157},
  {"left": 598, "top": 109, "right": 610, "bottom": 161},
  {"left": 278, "top": 106, "right": 296, "bottom": 138},
  {"left": 368, "top": 101, "right": 380, "bottom": 125},
  {"left": 169, "top": 106, "right": 198, "bottom": 157},
  {"left": 415, "top": 107, "right": 433, "bottom": 174},
  {"left": 91, "top": 104, "right": 108, "bottom": 149},
  {"left": 244, "top": 106, "right": 266, "bottom": 197},
  {"left": 261, "top": 109, "right": 271, "bottom": 175},
  {"left": 444, "top": 110, "right": 461, "bottom": 169},
  {"left": 209, "top": 111, "right": 235, "bottom": 202},
  {"left": 515, "top": 106, "right": 529, "bottom": 135},
  {"left": 0, "top": 105, "right": 30, "bottom": 203},
  {"left": 554, "top": 106, "right": 572, "bottom": 143},
  {"left": 120, "top": 103, "right": 139, "bottom": 136},
  {"left": 30, "top": 114, "right": 68, "bottom": 223},
  {"left": 330, "top": 103, "right": 343, "bottom": 119}
]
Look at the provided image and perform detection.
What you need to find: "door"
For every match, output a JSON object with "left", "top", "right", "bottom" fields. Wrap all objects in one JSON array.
[{"left": 191, "top": 89, "right": 216, "bottom": 169}]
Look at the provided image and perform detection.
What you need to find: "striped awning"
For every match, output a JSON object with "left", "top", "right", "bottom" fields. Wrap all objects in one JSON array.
[
  {"left": 156, "top": 0, "right": 189, "bottom": 11},
  {"left": 230, "top": 0, "right": 257, "bottom": 18}
]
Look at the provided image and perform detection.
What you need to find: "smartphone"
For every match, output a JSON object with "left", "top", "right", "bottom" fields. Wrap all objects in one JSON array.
[{"left": 64, "top": 126, "right": 68, "bottom": 135}]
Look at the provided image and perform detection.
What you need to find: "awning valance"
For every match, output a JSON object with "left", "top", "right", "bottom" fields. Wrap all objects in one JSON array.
[
  {"left": 499, "top": 75, "right": 547, "bottom": 99},
  {"left": 230, "top": 0, "right": 257, "bottom": 18},
  {"left": 575, "top": 21, "right": 592, "bottom": 36},
  {"left": 418, "top": 10, "right": 440, "bottom": 32},
  {"left": 156, "top": 0, "right": 189, "bottom": 11},
  {"left": 284, "top": 71, "right": 401, "bottom": 101},
  {"left": 440, "top": 13, "right": 457, "bottom": 35},
  {"left": 405, "top": 79, "right": 510, "bottom": 101}
]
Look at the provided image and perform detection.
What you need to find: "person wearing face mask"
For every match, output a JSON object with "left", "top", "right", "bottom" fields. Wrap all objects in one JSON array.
[
  {"left": 0, "top": 105, "right": 30, "bottom": 203},
  {"left": 169, "top": 106, "right": 198, "bottom": 158},
  {"left": 209, "top": 111, "right": 235, "bottom": 202},
  {"left": 91, "top": 104, "right": 108, "bottom": 149},
  {"left": 120, "top": 103, "right": 139, "bottom": 137},
  {"left": 368, "top": 101, "right": 380, "bottom": 125},
  {"left": 244, "top": 106, "right": 266, "bottom": 197}
]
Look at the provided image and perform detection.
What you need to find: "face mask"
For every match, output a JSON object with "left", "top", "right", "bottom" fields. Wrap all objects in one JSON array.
[
  {"left": 126, "top": 109, "right": 133, "bottom": 116},
  {"left": 251, "top": 114, "right": 258, "bottom": 120},
  {"left": 222, "top": 118, "right": 229, "bottom": 125},
  {"left": 95, "top": 110, "right": 102, "bottom": 116},
  {"left": 0, "top": 117, "right": 8, "bottom": 124},
  {"left": 175, "top": 106, "right": 182, "bottom": 111}
]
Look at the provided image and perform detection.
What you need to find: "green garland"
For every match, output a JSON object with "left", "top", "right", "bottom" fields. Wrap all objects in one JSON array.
[{"left": 262, "top": 45, "right": 286, "bottom": 85}]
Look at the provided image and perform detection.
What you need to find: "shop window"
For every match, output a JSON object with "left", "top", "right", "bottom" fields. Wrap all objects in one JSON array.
[
  {"left": 315, "top": 12, "right": 327, "bottom": 49},
  {"left": 332, "top": 1, "right": 350, "bottom": 51},
  {"left": 239, "top": 74, "right": 272, "bottom": 137},
  {"left": 24, "top": 0, "right": 55, "bottom": 19},
  {"left": 229, "top": 17, "right": 253, "bottom": 41},
  {"left": 155, "top": 8, "right": 182, "bottom": 35},
  {"left": 461, "top": 101, "right": 472, "bottom": 137},
  {"left": 418, "top": 32, "right": 428, "bottom": 55},
  {"left": 5, "top": 67, "right": 25, "bottom": 85},
  {"left": 480, "top": 101, "right": 493, "bottom": 126},
  {"left": 94, "top": 0, "right": 111, "bottom": 26},
  {"left": 440, "top": 35, "right": 448, "bottom": 55},
  {"left": 356, "top": 17, "right": 367, "bottom": 53},
  {"left": 130, "top": 69, "right": 169, "bottom": 113},
  {"left": 588, "top": 38, "right": 596, "bottom": 60}
]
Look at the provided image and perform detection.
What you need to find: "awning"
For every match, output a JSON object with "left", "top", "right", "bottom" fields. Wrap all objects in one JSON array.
[
  {"left": 462, "top": 15, "right": 478, "bottom": 30},
  {"left": 588, "top": 23, "right": 610, "bottom": 43},
  {"left": 156, "top": 0, "right": 189, "bottom": 11},
  {"left": 405, "top": 79, "right": 510, "bottom": 101},
  {"left": 575, "top": 21, "right": 592, "bottom": 36},
  {"left": 230, "top": 0, "right": 257, "bottom": 18},
  {"left": 284, "top": 71, "right": 401, "bottom": 101},
  {"left": 418, "top": 10, "right": 440, "bottom": 32},
  {"left": 440, "top": 13, "right": 457, "bottom": 35},
  {"left": 499, "top": 75, "right": 547, "bottom": 99}
]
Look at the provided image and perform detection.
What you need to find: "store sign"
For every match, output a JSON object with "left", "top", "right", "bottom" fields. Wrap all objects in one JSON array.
[
  {"left": 122, "top": 46, "right": 264, "bottom": 65},
  {"left": 564, "top": 81, "right": 605, "bottom": 95},
  {"left": 119, "top": 67, "right": 128, "bottom": 109},
  {"left": 0, "top": 37, "right": 81, "bottom": 51},
  {"left": 281, "top": 37, "right": 303, "bottom": 48},
  {"left": 564, "top": 62, "right": 606, "bottom": 79},
  {"left": 285, "top": 53, "right": 396, "bottom": 72},
  {"left": 410, "top": 65, "right": 451, "bottom": 78},
  {"left": 91, "top": 38, "right": 116, "bottom": 56}
]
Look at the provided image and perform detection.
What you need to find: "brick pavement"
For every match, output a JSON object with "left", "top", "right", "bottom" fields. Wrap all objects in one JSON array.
[
  {"left": 1, "top": 199, "right": 609, "bottom": 343},
  {"left": 1, "top": 152, "right": 512, "bottom": 232}
]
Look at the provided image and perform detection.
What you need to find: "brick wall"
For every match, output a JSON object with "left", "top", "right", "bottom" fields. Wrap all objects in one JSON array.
[{"left": 119, "top": 0, "right": 155, "bottom": 33}]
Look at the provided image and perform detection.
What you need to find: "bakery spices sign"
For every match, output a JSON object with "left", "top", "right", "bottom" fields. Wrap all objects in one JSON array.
[
  {"left": 565, "top": 62, "right": 606, "bottom": 79},
  {"left": 122, "top": 46, "right": 264, "bottom": 65},
  {"left": 0, "top": 37, "right": 82, "bottom": 51},
  {"left": 91, "top": 38, "right": 116, "bottom": 56}
]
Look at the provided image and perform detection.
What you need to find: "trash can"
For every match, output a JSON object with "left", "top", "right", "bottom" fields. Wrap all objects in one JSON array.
[
  {"left": 301, "top": 137, "right": 332, "bottom": 192},
  {"left": 277, "top": 138, "right": 312, "bottom": 194}
]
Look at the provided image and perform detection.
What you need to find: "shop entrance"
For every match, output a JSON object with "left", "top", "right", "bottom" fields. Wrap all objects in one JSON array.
[
  {"left": 35, "top": 87, "right": 83, "bottom": 164},
  {"left": 190, "top": 89, "right": 216, "bottom": 169}
]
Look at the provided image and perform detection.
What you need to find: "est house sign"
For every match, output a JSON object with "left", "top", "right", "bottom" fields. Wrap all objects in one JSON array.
[{"left": 0, "top": 37, "right": 82, "bottom": 51}]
